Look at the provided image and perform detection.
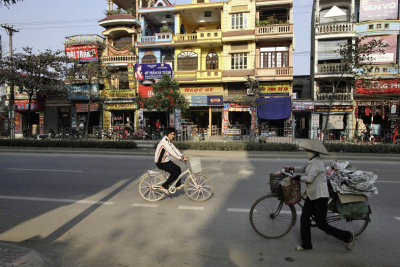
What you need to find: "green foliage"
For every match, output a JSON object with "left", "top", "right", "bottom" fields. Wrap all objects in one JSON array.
[
  {"left": 137, "top": 74, "right": 189, "bottom": 114},
  {"left": 159, "top": 25, "right": 172, "bottom": 33},
  {"left": 0, "top": 0, "right": 21, "bottom": 7},
  {"left": 174, "top": 142, "right": 297, "bottom": 151},
  {"left": 0, "top": 139, "right": 137, "bottom": 149}
]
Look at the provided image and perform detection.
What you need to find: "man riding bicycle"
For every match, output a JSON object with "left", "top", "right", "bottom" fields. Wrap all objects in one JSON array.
[{"left": 154, "top": 127, "right": 188, "bottom": 194}]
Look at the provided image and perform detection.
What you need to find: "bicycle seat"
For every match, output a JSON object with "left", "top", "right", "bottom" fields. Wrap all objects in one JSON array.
[{"left": 148, "top": 168, "right": 168, "bottom": 177}]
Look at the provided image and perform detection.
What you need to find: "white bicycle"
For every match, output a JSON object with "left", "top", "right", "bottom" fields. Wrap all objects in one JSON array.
[{"left": 138, "top": 158, "right": 213, "bottom": 202}]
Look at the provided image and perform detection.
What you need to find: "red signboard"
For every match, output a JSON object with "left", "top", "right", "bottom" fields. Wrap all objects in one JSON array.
[
  {"left": 75, "top": 103, "right": 99, "bottom": 113},
  {"left": 356, "top": 79, "right": 400, "bottom": 95},
  {"left": 15, "top": 99, "right": 42, "bottom": 111},
  {"left": 362, "top": 35, "right": 397, "bottom": 64},
  {"left": 65, "top": 44, "right": 98, "bottom": 62},
  {"left": 138, "top": 85, "right": 154, "bottom": 98}
]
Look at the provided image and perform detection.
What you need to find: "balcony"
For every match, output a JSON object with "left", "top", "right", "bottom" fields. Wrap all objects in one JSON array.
[
  {"left": 137, "top": 33, "right": 173, "bottom": 47},
  {"left": 317, "top": 63, "right": 351, "bottom": 75},
  {"left": 173, "top": 33, "right": 197, "bottom": 44},
  {"left": 174, "top": 71, "right": 197, "bottom": 81},
  {"left": 256, "top": 67, "right": 293, "bottom": 78},
  {"left": 197, "top": 70, "right": 222, "bottom": 81},
  {"left": 256, "top": 24, "right": 293, "bottom": 40},
  {"left": 173, "top": 30, "right": 222, "bottom": 46},
  {"left": 102, "top": 55, "right": 137, "bottom": 65},
  {"left": 64, "top": 34, "right": 105, "bottom": 46},
  {"left": 316, "top": 22, "right": 354, "bottom": 35},
  {"left": 98, "top": 14, "right": 139, "bottom": 28},
  {"left": 316, "top": 93, "right": 352, "bottom": 101}
]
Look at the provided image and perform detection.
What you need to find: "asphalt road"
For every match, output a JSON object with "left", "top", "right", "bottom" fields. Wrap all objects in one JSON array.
[{"left": 0, "top": 151, "right": 399, "bottom": 267}]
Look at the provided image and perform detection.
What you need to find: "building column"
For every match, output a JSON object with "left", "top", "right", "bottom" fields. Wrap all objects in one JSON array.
[
  {"left": 107, "top": 0, "right": 113, "bottom": 11},
  {"left": 209, "top": 106, "right": 212, "bottom": 136}
]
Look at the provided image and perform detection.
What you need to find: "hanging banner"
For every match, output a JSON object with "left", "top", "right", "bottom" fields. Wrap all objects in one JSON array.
[
  {"left": 259, "top": 82, "right": 290, "bottom": 96},
  {"left": 127, "top": 63, "right": 136, "bottom": 92},
  {"left": 356, "top": 79, "right": 400, "bottom": 95},
  {"left": 134, "top": 63, "right": 173, "bottom": 80},
  {"left": 65, "top": 44, "right": 98, "bottom": 62}
]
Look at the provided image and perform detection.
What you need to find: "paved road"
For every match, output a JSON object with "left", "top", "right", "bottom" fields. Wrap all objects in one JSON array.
[{"left": 0, "top": 150, "right": 399, "bottom": 266}]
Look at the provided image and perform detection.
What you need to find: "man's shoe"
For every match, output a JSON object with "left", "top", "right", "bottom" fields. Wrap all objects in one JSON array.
[
  {"left": 296, "top": 245, "right": 311, "bottom": 251},
  {"left": 158, "top": 186, "right": 169, "bottom": 194},
  {"left": 176, "top": 184, "right": 184, "bottom": 190},
  {"left": 346, "top": 234, "right": 355, "bottom": 251}
]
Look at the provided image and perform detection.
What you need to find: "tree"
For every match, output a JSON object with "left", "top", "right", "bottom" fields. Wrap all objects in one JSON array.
[
  {"left": 0, "top": 0, "right": 22, "bottom": 7},
  {"left": 137, "top": 74, "right": 188, "bottom": 126},
  {"left": 0, "top": 47, "right": 68, "bottom": 135},
  {"left": 320, "top": 36, "right": 388, "bottom": 141}
]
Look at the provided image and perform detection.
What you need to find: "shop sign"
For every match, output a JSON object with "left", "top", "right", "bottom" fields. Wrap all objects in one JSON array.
[
  {"left": 65, "top": 44, "right": 98, "bottom": 62},
  {"left": 101, "top": 89, "right": 136, "bottom": 99},
  {"left": 138, "top": 85, "right": 154, "bottom": 98},
  {"left": 14, "top": 112, "right": 21, "bottom": 134},
  {"left": 39, "top": 113, "right": 44, "bottom": 134},
  {"left": 360, "top": 0, "right": 398, "bottom": 22},
  {"left": 15, "top": 99, "right": 41, "bottom": 111},
  {"left": 134, "top": 63, "right": 173, "bottom": 80},
  {"left": 356, "top": 79, "right": 400, "bottom": 95},
  {"left": 225, "top": 128, "right": 241, "bottom": 135},
  {"left": 66, "top": 83, "right": 99, "bottom": 101},
  {"left": 314, "top": 105, "right": 353, "bottom": 113},
  {"left": 207, "top": 95, "right": 223, "bottom": 106},
  {"left": 127, "top": 63, "right": 136, "bottom": 91},
  {"left": 361, "top": 35, "right": 397, "bottom": 64},
  {"left": 191, "top": 96, "right": 207, "bottom": 106},
  {"left": 103, "top": 110, "right": 111, "bottom": 130},
  {"left": 180, "top": 86, "right": 223, "bottom": 96},
  {"left": 259, "top": 82, "right": 290, "bottom": 96},
  {"left": 75, "top": 103, "right": 99, "bottom": 113},
  {"left": 292, "top": 101, "right": 314, "bottom": 111},
  {"left": 105, "top": 103, "right": 136, "bottom": 110}
]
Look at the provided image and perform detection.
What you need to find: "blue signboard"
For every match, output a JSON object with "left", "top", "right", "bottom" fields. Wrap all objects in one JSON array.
[
  {"left": 134, "top": 63, "right": 173, "bottom": 80},
  {"left": 207, "top": 95, "right": 223, "bottom": 106},
  {"left": 191, "top": 96, "right": 207, "bottom": 106},
  {"left": 66, "top": 83, "right": 99, "bottom": 101}
]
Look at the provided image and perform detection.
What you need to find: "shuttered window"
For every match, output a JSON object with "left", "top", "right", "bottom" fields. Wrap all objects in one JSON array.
[{"left": 318, "top": 39, "right": 347, "bottom": 60}]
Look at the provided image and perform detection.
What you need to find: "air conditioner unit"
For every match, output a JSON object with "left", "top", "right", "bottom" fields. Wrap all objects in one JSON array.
[{"left": 247, "top": 89, "right": 254, "bottom": 96}]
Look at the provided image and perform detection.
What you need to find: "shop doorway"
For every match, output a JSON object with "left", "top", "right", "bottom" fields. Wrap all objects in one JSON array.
[
  {"left": 229, "top": 111, "right": 251, "bottom": 135},
  {"left": 294, "top": 113, "right": 310, "bottom": 138}
]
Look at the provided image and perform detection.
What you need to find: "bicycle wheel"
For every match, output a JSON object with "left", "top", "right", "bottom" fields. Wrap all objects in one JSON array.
[
  {"left": 249, "top": 194, "right": 297, "bottom": 239},
  {"left": 326, "top": 206, "right": 370, "bottom": 236},
  {"left": 138, "top": 173, "right": 166, "bottom": 201},
  {"left": 184, "top": 173, "right": 213, "bottom": 201}
]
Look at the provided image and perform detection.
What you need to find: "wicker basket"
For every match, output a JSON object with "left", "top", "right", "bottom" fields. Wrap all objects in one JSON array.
[
  {"left": 189, "top": 158, "right": 202, "bottom": 173},
  {"left": 281, "top": 180, "right": 301, "bottom": 205},
  {"left": 269, "top": 172, "right": 284, "bottom": 196}
]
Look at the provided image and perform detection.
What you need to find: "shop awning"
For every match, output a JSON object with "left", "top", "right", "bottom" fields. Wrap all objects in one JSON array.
[{"left": 257, "top": 97, "right": 291, "bottom": 120}]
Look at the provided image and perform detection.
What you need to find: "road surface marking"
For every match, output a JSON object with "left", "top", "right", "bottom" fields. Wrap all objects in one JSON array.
[
  {"left": 395, "top": 217, "right": 400, "bottom": 221},
  {"left": 7, "top": 168, "right": 83, "bottom": 173},
  {"left": 131, "top": 203, "right": 159, "bottom": 208},
  {"left": 227, "top": 208, "right": 250, "bottom": 213},
  {"left": 375, "top": 181, "right": 400, "bottom": 184},
  {"left": 0, "top": 195, "right": 113, "bottom": 205},
  {"left": 177, "top": 206, "right": 204, "bottom": 211}
]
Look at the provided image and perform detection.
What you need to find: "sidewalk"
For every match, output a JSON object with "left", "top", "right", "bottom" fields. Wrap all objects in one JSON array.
[{"left": 0, "top": 242, "right": 51, "bottom": 267}]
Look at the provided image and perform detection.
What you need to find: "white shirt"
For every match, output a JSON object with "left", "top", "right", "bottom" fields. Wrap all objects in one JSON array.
[{"left": 154, "top": 136, "right": 183, "bottom": 164}]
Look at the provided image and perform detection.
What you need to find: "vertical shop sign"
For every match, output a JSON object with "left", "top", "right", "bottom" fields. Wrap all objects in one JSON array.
[
  {"left": 103, "top": 110, "right": 111, "bottom": 130},
  {"left": 39, "top": 113, "right": 44, "bottom": 134},
  {"left": 250, "top": 108, "right": 257, "bottom": 134},
  {"left": 102, "top": 65, "right": 110, "bottom": 90},
  {"left": 128, "top": 63, "right": 136, "bottom": 93},
  {"left": 14, "top": 112, "right": 21, "bottom": 134},
  {"left": 223, "top": 103, "right": 230, "bottom": 135}
]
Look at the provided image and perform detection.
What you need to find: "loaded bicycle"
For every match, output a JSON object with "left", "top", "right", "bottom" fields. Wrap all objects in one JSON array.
[
  {"left": 138, "top": 158, "right": 213, "bottom": 201},
  {"left": 249, "top": 170, "right": 371, "bottom": 239}
]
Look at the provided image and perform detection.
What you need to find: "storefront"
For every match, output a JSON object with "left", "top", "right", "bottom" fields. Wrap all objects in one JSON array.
[
  {"left": 292, "top": 101, "right": 314, "bottom": 138},
  {"left": 73, "top": 102, "right": 101, "bottom": 134},
  {"left": 314, "top": 105, "right": 353, "bottom": 141},
  {"left": 223, "top": 103, "right": 257, "bottom": 136},
  {"left": 14, "top": 99, "right": 44, "bottom": 136},
  {"left": 180, "top": 85, "right": 224, "bottom": 137},
  {"left": 103, "top": 102, "right": 136, "bottom": 133}
]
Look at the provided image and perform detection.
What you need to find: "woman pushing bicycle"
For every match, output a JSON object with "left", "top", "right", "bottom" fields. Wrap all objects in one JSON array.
[
  {"left": 288, "top": 140, "right": 355, "bottom": 252},
  {"left": 154, "top": 127, "right": 188, "bottom": 194}
]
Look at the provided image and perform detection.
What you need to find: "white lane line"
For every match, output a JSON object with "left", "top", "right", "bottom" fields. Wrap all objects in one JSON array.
[
  {"left": 7, "top": 168, "right": 83, "bottom": 173},
  {"left": 177, "top": 206, "right": 204, "bottom": 211},
  {"left": 395, "top": 217, "right": 400, "bottom": 221},
  {"left": 375, "top": 181, "right": 400, "bottom": 184},
  {"left": 131, "top": 203, "right": 159, "bottom": 208},
  {"left": 227, "top": 208, "right": 251, "bottom": 213},
  {"left": 0, "top": 195, "right": 113, "bottom": 205}
]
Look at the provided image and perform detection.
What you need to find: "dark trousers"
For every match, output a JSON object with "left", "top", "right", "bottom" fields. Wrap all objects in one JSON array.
[
  {"left": 300, "top": 197, "right": 352, "bottom": 249},
  {"left": 156, "top": 161, "right": 181, "bottom": 189}
]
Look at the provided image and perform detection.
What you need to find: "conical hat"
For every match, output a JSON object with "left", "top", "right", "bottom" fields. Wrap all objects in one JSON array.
[{"left": 299, "top": 139, "right": 329, "bottom": 155}]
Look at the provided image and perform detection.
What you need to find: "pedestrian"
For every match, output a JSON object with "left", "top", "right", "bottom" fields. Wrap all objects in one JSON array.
[
  {"left": 154, "top": 127, "right": 188, "bottom": 194},
  {"left": 288, "top": 139, "right": 355, "bottom": 251}
]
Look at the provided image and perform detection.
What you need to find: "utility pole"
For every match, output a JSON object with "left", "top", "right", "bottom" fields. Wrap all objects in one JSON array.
[{"left": 1, "top": 24, "right": 19, "bottom": 139}]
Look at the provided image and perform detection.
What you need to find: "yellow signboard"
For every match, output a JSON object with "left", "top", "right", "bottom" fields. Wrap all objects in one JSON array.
[
  {"left": 105, "top": 103, "right": 136, "bottom": 110},
  {"left": 101, "top": 90, "right": 136, "bottom": 99},
  {"left": 180, "top": 86, "right": 223, "bottom": 96},
  {"left": 259, "top": 82, "right": 290, "bottom": 96},
  {"left": 103, "top": 110, "right": 111, "bottom": 130},
  {"left": 127, "top": 63, "right": 136, "bottom": 93}
]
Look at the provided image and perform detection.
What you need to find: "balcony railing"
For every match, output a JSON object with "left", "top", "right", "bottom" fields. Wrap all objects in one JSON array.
[
  {"left": 256, "top": 67, "right": 293, "bottom": 77},
  {"left": 102, "top": 55, "right": 137, "bottom": 64},
  {"left": 137, "top": 33, "right": 173, "bottom": 44},
  {"left": 256, "top": 24, "right": 293, "bottom": 35},
  {"left": 174, "top": 71, "right": 197, "bottom": 80},
  {"left": 316, "top": 93, "right": 352, "bottom": 101},
  {"left": 317, "top": 63, "right": 348, "bottom": 74},
  {"left": 197, "top": 30, "right": 221, "bottom": 41},
  {"left": 64, "top": 34, "right": 105, "bottom": 46},
  {"left": 197, "top": 70, "right": 222, "bottom": 79},
  {"left": 316, "top": 22, "right": 354, "bottom": 34},
  {"left": 173, "top": 33, "right": 197, "bottom": 43}
]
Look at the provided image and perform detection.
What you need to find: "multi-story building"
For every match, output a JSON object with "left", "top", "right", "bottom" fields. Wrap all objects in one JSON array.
[
  {"left": 354, "top": 0, "right": 400, "bottom": 141},
  {"left": 254, "top": 0, "right": 294, "bottom": 137},
  {"left": 311, "top": 0, "right": 356, "bottom": 140},
  {"left": 99, "top": 0, "right": 140, "bottom": 133}
]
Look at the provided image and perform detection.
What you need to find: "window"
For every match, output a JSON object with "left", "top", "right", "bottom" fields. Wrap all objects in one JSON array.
[
  {"left": 204, "top": 11, "right": 211, "bottom": 17},
  {"left": 384, "top": 24, "right": 389, "bottom": 29},
  {"left": 260, "top": 47, "right": 289, "bottom": 68},
  {"left": 231, "top": 53, "right": 247, "bottom": 69},
  {"left": 368, "top": 24, "right": 374, "bottom": 30},
  {"left": 376, "top": 24, "right": 382, "bottom": 29},
  {"left": 231, "top": 13, "right": 248, "bottom": 30},
  {"left": 177, "top": 51, "right": 198, "bottom": 71},
  {"left": 142, "top": 54, "right": 157, "bottom": 63},
  {"left": 206, "top": 52, "right": 218, "bottom": 70}
]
